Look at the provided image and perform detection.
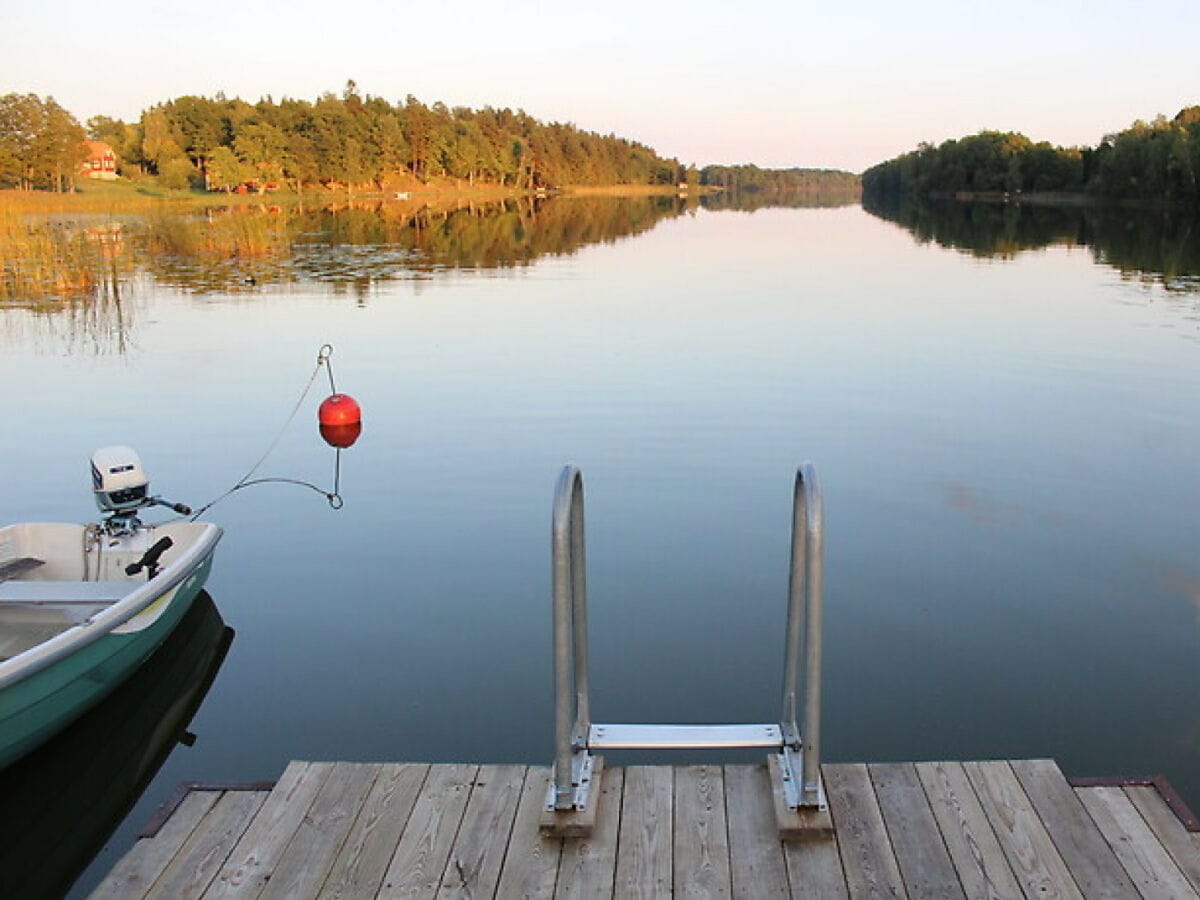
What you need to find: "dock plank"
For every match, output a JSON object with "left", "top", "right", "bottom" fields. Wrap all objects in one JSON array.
[
  {"left": 436, "top": 764, "right": 525, "bottom": 899},
  {"left": 823, "top": 763, "right": 906, "bottom": 899},
  {"left": 379, "top": 763, "right": 477, "bottom": 899},
  {"left": 1076, "top": 786, "right": 1199, "bottom": 899},
  {"left": 91, "top": 790, "right": 221, "bottom": 900},
  {"left": 615, "top": 765, "right": 674, "bottom": 899},
  {"left": 674, "top": 765, "right": 732, "bottom": 898},
  {"left": 321, "top": 763, "right": 430, "bottom": 899},
  {"left": 147, "top": 790, "right": 267, "bottom": 900},
  {"left": 94, "top": 758, "right": 1200, "bottom": 900},
  {"left": 1011, "top": 759, "right": 1134, "bottom": 899},
  {"left": 204, "top": 760, "right": 334, "bottom": 899},
  {"left": 556, "top": 766, "right": 624, "bottom": 900},
  {"left": 725, "top": 764, "right": 790, "bottom": 898},
  {"left": 914, "top": 762, "right": 1021, "bottom": 900},
  {"left": 259, "top": 761, "right": 378, "bottom": 899},
  {"left": 1124, "top": 785, "right": 1200, "bottom": 894},
  {"left": 496, "top": 767, "right": 563, "bottom": 900},
  {"left": 964, "top": 761, "right": 1081, "bottom": 900},
  {"left": 782, "top": 825, "right": 848, "bottom": 900},
  {"left": 869, "top": 762, "right": 963, "bottom": 899}
]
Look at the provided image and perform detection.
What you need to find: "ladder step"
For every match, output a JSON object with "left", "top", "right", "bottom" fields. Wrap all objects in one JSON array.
[{"left": 588, "top": 723, "right": 783, "bottom": 750}]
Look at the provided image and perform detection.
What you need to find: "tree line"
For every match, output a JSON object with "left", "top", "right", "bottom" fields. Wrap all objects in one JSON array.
[
  {"left": 862, "top": 106, "right": 1200, "bottom": 207},
  {"left": 2, "top": 86, "right": 862, "bottom": 197},
  {"left": 9, "top": 83, "right": 687, "bottom": 194},
  {"left": 699, "top": 164, "right": 861, "bottom": 196}
]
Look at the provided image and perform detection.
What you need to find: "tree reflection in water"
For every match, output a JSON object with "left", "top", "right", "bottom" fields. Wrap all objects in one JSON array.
[
  {"left": 863, "top": 195, "right": 1200, "bottom": 292},
  {"left": 11, "top": 191, "right": 1190, "bottom": 356},
  {"left": 1, "top": 195, "right": 700, "bottom": 350}
]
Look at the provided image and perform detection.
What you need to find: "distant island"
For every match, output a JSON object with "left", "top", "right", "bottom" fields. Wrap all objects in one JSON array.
[
  {"left": 862, "top": 105, "right": 1200, "bottom": 209},
  {"left": 0, "top": 85, "right": 859, "bottom": 201}
]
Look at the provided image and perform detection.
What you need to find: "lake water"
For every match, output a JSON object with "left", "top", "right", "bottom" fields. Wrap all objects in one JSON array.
[{"left": 2, "top": 195, "right": 1199, "bottom": 895}]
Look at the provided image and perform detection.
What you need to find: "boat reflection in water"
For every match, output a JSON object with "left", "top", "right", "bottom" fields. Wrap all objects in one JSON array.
[{"left": 0, "top": 591, "right": 232, "bottom": 898}]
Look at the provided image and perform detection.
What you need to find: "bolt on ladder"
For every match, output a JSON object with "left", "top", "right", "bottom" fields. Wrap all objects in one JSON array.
[{"left": 541, "top": 463, "right": 831, "bottom": 839}]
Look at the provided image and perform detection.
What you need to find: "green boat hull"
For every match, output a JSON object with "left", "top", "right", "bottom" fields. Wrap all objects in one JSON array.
[{"left": 0, "top": 553, "right": 214, "bottom": 769}]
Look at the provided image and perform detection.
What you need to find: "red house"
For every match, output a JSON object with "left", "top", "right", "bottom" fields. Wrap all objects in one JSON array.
[{"left": 81, "top": 140, "right": 118, "bottom": 180}]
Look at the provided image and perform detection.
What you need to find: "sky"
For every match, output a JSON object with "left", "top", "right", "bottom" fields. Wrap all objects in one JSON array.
[{"left": 4, "top": 0, "right": 1198, "bottom": 173}]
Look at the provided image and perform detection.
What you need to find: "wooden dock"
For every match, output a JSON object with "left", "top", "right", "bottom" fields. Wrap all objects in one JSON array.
[{"left": 92, "top": 758, "right": 1200, "bottom": 898}]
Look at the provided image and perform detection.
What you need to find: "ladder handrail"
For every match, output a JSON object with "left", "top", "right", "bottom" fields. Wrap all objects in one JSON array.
[
  {"left": 549, "top": 463, "right": 824, "bottom": 812},
  {"left": 783, "top": 462, "right": 823, "bottom": 804},
  {"left": 551, "top": 465, "right": 589, "bottom": 809}
]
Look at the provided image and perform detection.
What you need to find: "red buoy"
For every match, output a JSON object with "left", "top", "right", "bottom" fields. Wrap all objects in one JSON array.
[
  {"left": 320, "top": 420, "right": 362, "bottom": 449},
  {"left": 318, "top": 393, "right": 361, "bottom": 428}
]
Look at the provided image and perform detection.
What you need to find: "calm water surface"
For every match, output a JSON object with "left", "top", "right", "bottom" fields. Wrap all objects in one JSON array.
[{"left": 2, "top": 197, "right": 1199, "bottom": 894}]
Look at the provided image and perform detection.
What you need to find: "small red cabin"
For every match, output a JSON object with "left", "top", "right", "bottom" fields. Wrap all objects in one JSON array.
[{"left": 81, "top": 140, "right": 118, "bottom": 180}]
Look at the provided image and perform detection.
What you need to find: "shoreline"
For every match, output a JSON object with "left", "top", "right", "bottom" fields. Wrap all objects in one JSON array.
[
  {"left": 0, "top": 179, "right": 702, "bottom": 215},
  {"left": 924, "top": 189, "right": 1192, "bottom": 212}
]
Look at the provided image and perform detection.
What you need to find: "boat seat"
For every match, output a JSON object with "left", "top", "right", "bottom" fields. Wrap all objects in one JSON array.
[
  {"left": 0, "top": 580, "right": 129, "bottom": 604},
  {"left": 0, "top": 557, "right": 45, "bottom": 584}
]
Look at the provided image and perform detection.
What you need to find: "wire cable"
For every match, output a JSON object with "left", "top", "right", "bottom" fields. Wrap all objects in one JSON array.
[{"left": 190, "top": 344, "right": 339, "bottom": 519}]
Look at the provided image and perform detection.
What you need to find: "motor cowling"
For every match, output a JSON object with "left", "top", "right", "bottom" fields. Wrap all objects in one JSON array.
[{"left": 91, "top": 446, "right": 150, "bottom": 514}]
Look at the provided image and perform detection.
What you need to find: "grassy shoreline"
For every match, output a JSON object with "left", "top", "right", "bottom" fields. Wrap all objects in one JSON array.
[{"left": 0, "top": 177, "right": 709, "bottom": 216}]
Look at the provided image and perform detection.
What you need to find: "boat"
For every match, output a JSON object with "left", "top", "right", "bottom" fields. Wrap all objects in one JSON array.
[
  {"left": 0, "top": 446, "right": 222, "bottom": 768},
  {"left": 0, "top": 590, "right": 232, "bottom": 897}
]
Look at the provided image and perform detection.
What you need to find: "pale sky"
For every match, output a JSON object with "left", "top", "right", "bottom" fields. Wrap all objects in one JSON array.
[{"left": 4, "top": 0, "right": 1198, "bottom": 173}]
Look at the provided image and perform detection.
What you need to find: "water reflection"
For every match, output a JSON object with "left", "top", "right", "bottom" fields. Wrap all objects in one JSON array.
[
  {"left": 8, "top": 189, "right": 1195, "bottom": 356},
  {"left": 940, "top": 481, "right": 1068, "bottom": 530},
  {"left": 863, "top": 195, "right": 1200, "bottom": 291},
  {"left": 0, "top": 592, "right": 232, "bottom": 899},
  {"left": 1155, "top": 563, "right": 1200, "bottom": 624},
  {"left": 2, "top": 190, "right": 868, "bottom": 309},
  {"left": 1, "top": 195, "right": 700, "bottom": 347},
  {"left": 700, "top": 188, "right": 861, "bottom": 212},
  {"left": 2, "top": 196, "right": 688, "bottom": 303}
]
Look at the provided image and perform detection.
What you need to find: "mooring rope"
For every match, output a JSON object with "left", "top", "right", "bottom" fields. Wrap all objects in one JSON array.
[{"left": 189, "top": 343, "right": 342, "bottom": 518}]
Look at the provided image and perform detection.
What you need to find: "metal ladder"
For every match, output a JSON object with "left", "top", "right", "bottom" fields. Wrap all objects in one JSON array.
[{"left": 544, "top": 463, "right": 827, "bottom": 834}]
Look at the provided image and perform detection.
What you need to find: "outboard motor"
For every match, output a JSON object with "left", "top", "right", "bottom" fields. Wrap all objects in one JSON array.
[
  {"left": 91, "top": 446, "right": 151, "bottom": 515},
  {"left": 91, "top": 446, "right": 192, "bottom": 534}
]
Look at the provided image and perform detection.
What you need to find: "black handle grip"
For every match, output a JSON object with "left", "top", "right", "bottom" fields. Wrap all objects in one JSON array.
[
  {"left": 150, "top": 497, "right": 193, "bottom": 516},
  {"left": 125, "top": 536, "right": 175, "bottom": 577}
]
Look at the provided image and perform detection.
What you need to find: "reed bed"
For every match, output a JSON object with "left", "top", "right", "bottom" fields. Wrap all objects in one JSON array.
[
  {"left": 0, "top": 209, "right": 115, "bottom": 304},
  {"left": 0, "top": 203, "right": 298, "bottom": 306},
  {"left": 143, "top": 209, "right": 293, "bottom": 259}
]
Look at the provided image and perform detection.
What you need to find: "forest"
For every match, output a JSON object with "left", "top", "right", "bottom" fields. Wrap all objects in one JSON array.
[
  {"left": 1, "top": 85, "right": 856, "bottom": 197},
  {"left": 699, "top": 164, "right": 860, "bottom": 197},
  {"left": 0, "top": 84, "right": 684, "bottom": 194},
  {"left": 862, "top": 106, "right": 1200, "bottom": 208}
]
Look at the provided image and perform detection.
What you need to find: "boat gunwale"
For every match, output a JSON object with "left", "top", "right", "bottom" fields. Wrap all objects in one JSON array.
[{"left": 0, "top": 523, "right": 223, "bottom": 691}]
